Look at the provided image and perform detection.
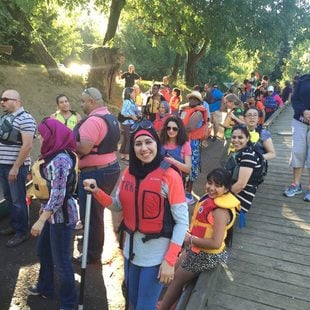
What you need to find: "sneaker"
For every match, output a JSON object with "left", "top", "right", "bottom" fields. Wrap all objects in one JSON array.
[
  {"left": 283, "top": 184, "right": 303, "bottom": 197},
  {"left": 27, "top": 286, "right": 47, "bottom": 299},
  {"left": 0, "top": 226, "right": 15, "bottom": 236},
  {"left": 304, "top": 189, "right": 310, "bottom": 201},
  {"left": 6, "top": 233, "right": 28, "bottom": 248}
]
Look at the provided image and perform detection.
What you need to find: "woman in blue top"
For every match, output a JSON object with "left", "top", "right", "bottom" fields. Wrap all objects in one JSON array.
[{"left": 119, "top": 87, "right": 141, "bottom": 162}]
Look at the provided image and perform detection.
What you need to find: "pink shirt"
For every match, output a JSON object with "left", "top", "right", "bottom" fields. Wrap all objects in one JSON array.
[{"left": 78, "top": 106, "right": 117, "bottom": 169}]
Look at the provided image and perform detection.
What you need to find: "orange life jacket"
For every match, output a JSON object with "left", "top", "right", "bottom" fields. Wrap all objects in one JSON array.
[
  {"left": 180, "top": 106, "right": 208, "bottom": 140},
  {"left": 118, "top": 160, "right": 175, "bottom": 241}
]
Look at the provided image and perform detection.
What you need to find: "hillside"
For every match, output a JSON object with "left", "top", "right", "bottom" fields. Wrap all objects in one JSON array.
[{"left": 0, "top": 64, "right": 122, "bottom": 158}]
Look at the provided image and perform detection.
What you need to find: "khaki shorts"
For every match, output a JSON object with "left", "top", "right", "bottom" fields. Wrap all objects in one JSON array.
[
  {"left": 290, "top": 118, "right": 310, "bottom": 168},
  {"left": 211, "top": 110, "right": 222, "bottom": 124}
]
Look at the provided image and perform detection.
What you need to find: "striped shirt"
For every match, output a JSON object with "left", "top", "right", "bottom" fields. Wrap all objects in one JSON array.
[
  {"left": 234, "top": 147, "right": 262, "bottom": 212},
  {"left": 0, "top": 107, "right": 36, "bottom": 166}
]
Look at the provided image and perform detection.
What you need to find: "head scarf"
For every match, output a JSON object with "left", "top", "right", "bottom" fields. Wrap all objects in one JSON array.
[
  {"left": 38, "top": 118, "right": 76, "bottom": 159},
  {"left": 129, "top": 125, "right": 162, "bottom": 179}
]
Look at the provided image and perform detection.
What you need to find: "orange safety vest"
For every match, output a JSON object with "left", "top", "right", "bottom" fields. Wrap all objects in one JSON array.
[{"left": 181, "top": 106, "right": 208, "bottom": 140}]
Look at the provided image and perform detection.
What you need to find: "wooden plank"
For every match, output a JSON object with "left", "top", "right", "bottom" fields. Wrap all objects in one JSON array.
[
  {"left": 229, "top": 260, "right": 310, "bottom": 289},
  {"left": 211, "top": 283, "right": 309, "bottom": 310},
  {"left": 229, "top": 251, "right": 310, "bottom": 277},
  {"left": 231, "top": 241, "right": 310, "bottom": 266},
  {"left": 208, "top": 293, "right": 280, "bottom": 310}
]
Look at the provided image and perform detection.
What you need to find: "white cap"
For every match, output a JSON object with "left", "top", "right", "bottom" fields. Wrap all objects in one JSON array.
[{"left": 267, "top": 85, "right": 274, "bottom": 92}]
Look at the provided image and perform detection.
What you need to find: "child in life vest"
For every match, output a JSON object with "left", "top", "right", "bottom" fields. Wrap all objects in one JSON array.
[{"left": 158, "top": 168, "right": 240, "bottom": 309}]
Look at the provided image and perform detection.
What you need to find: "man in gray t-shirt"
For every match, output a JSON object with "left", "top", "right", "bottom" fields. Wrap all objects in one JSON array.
[{"left": 0, "top": 89, "right": 36, "bottom": 247}]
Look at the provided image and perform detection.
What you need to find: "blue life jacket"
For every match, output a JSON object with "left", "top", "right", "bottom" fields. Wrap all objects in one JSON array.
[{"left": 264, "top": 95, "right": 277, "bottom": 110}]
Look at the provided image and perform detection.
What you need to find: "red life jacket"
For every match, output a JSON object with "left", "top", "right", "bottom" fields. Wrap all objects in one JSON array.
[
  {"left": 181, "top": 106, "right": 208, "bottom": 140},
  {"left": 118, "top": 160, "right": 175, "bottom": 241}
]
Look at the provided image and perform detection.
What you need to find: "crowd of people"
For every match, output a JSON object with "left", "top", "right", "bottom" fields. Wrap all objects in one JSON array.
[{"left": 0, "top": 67, "right": 306, "bottom": 309}]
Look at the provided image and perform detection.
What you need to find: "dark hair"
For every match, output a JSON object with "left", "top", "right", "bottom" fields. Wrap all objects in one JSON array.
[
  {"left": 172, "top": 87, "right": 181, "bottom": 97},
  {"left": 231, "top": 124, "right": 250, "bottom": 140},
  {"left": 244, "top": 106, "right": 259, "bottom": 116},
  {"left": 123, "top": 87, "right": 134, "bottom": 100},
  {"left": 207, "top": 168, "right": 232, "bottom": 191},
  {"left": 160, "top": 116, "right": 188, "bottom": 146},
  {"left": 56, "top": 94, "right": 68, "bottom": 105},
  {"left": 193, "top": 85, "right": 202, "bottom": 92}
]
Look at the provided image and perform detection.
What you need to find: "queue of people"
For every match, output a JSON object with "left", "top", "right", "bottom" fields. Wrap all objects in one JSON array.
[{"left": 1, "top": 69, "right": 305, "bottom": 309}]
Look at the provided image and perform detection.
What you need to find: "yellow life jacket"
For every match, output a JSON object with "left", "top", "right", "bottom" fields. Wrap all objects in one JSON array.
[
  {"left": 31, "top": 151, "right": 79, "bottom": 200},
  {"left": 189, "top": 193, "right": 240, "bottom": 254},
  {"left": 54, "top": 111, "right": 78, "bottom": 131}
]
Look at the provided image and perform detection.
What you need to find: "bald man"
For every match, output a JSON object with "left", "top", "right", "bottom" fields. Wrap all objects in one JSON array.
[{"left": 0, "top": 90, "right": 36, "bottom": 247}]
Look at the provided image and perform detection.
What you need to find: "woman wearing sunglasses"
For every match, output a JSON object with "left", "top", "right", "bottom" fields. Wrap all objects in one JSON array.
[
  {"left": 160, "top": 116, "right": 192, "bottom": 178},
  {"left": 83, "top": 120, "right": 188, "bottom": 310}
]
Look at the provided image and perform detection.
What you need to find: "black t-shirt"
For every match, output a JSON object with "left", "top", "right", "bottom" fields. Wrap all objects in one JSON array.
[{"left": 121, "top": 72, "right": 141, "bottom": 87}]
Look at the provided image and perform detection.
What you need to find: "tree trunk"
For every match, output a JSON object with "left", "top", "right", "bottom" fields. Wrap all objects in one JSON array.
[
  {"left": 103, "top": 0, "right": 126, "bottom": 46},
  {"left": 185, "top": 40, "right": 209, "bottom": 86},
  {"left": 270, "top": 39, "right": 291, "bottom": 82},
  {"left": 3, "top": 0, "right": 63, "bottom": 82},
  {"left": 88, "top": 47, "right": 124, "bottom": 101},
  {"left": 170, "top": 53, "right": 181, "bottom": 82}
]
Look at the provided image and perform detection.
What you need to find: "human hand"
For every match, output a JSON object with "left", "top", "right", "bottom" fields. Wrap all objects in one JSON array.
[
  {"left": 83, "top": 179, "right": 98, "bottom": 193},
  {"left": 184, "top": 231, "right": 192, "bottom": 246},
  {"left": 31, "top": 219, "right": 45, "bottom": 237},
  {"left": 158, "top": 260, "right": 175, "bottom": 285},
  {"left": 8, "top": 166, "right": 19, "bottom": 182}
]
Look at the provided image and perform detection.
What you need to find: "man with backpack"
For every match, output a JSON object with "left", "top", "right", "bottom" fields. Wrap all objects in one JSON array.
[
  {"left": 263, "top": 85, "right": 283, "bottom": 121},
  {"left": 73, "top": 87, "right": 120, "bottom": 264},
  {"left": 0, "top": 89, "right": 36, "bottom": 247}
]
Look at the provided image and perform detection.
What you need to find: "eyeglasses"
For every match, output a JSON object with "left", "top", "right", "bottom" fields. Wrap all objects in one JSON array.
[
  {"left": 130, "top": 119, "right": 153, "bottom": 133},
  {"left": 0, "top": 97, "right": 17, "bottom": 102},
  {"left": 167, "top": 126, "right": 179, "bottom": 132}
]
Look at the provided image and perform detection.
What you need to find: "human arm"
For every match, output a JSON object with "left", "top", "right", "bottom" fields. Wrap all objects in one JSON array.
[
  {"left": 83, "top": 179, "right": 113, "bottom": 207},
  {"left": 231, "top": 166, "right": 253, "bottom": 194},
  {"left": 262, "top": 137, "right": 276, "bottom": 160},
  {"left": 186, "top": 111, "right": 203, "bottom": 131},
  {"left": 275, "top": 94, "right": 283, "bottom": 107},
  {"left": 31, "top": 209, "right": 53, "bottom": 236},
  {"left": 9, "top": 132, "right": 33, "bottom": 182},
  {"left": 185, "top": 208, "right": 230, "bottom": 249},
  {"left": 165, "top": 154, "right": 191, "bottom": 175},
  {"left": 158, "top": 169, "right": 188, "bottom": 284}
]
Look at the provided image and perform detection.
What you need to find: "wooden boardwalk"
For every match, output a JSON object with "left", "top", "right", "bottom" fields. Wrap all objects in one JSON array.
[{"left": 187, "top": 105, "right": 310, "bottom": 310}]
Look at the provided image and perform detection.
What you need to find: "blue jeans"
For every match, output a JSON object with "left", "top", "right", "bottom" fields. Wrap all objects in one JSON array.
[
  {"left": 124, "top": 259, "right": 164, "bottom": 310},
  {"left": 37, "top": 221, "right": 76, "bottom": 309},
  {"left": 0, "top": 164, "right": 28, "bottom": 235},
  {"left": 78, "top": 162, "right": 120, "bottom": 261}
]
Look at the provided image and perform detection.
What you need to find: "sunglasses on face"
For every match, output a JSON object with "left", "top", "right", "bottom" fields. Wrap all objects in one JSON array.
[
  {"left": 167, "top": 126, "right": 179, "bottom": 132},
  {"left": 0, "top": 97, "right": 17, "bottom": 102},
  {"left": 130, "top": 119, "right": 153, "bottom": 133}
]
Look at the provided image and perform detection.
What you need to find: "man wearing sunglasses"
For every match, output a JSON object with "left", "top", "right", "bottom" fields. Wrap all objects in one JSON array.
[
  {"left": 0, "top": 89, "right": 36, "bottom": 247},
  {"left": 73, "top": 87, "right": 120, "bottom": 264}
]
